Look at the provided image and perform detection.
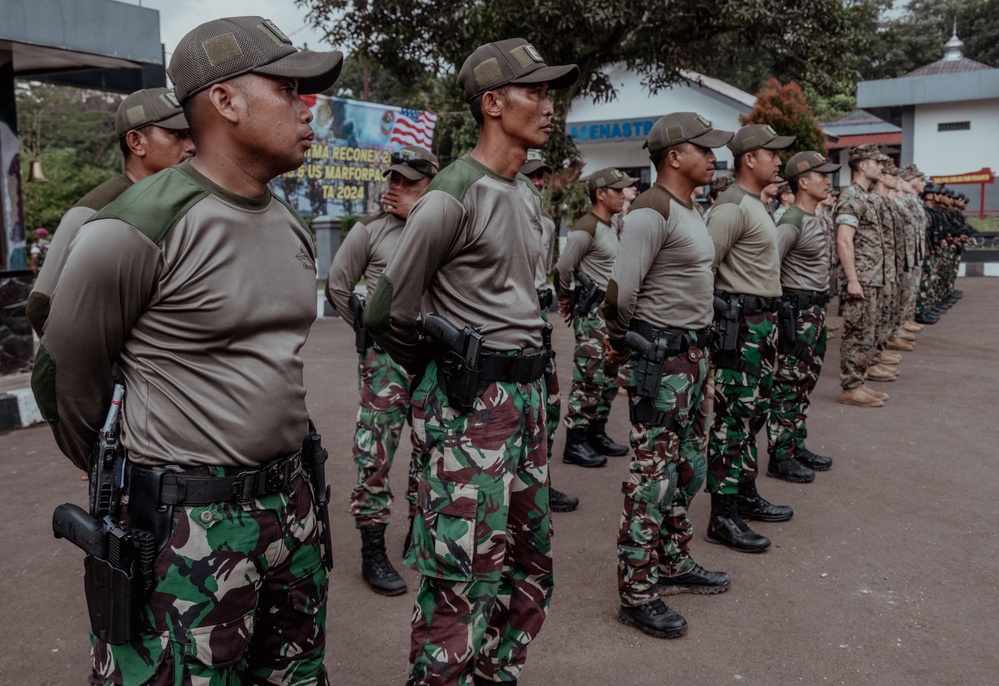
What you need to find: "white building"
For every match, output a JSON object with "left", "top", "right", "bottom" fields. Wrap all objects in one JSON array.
[
  {"left": 857, "top": 33, "right": 999, "bottom": 215},
  {"left": 566, "top": 65, "right": 755, "bottom": 188}
]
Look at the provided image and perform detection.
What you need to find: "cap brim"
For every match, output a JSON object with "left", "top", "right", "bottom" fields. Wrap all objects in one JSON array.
[
  {"left": 255, "top": 50, "right": 345, "bottom": 95},
  {"left": 520, "top": 160, "right": 552, "bottom": 175},
  {"left": 511, "top": 63, "right": 579, "bottom": 91},
  {"left": 153, "top": 111, "right": 190, "bottom": 131},
  {"left": 761, "top": 135, "right": 796, "bottom": 151},
  {"left": 689, "top": 128, "right": 734, "bottom": 149},
  {"left": 607, "top": 175, "right": 638, "bottom": 189},
  {"left": 383, "top": 164, "right": 429, "bottom": 181}
]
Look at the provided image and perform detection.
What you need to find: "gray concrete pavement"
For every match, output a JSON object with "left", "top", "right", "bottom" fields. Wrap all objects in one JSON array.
[{"left": 2, "top": 278, "right": 997, "bottom": 685}]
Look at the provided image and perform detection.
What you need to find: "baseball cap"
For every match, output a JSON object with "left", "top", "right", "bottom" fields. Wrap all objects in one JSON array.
[
  {"left": 644, "top": 112, "right": 733, "bottom": 152},
  {"left": 882, "top": 158, "right": 901, "bottom": 175},
  {"left": 383, "top": 146, "right": 439, "bottom": 181},
  {"left": 728, "top": 124, "right": 795, "bottom": 157},
  {"left": 168, "top": 16, "right": 344, "bottom": 103},
  {"left": 849, "top": 144, "right": 880, "bottom": 162},
  {"left": 784, "top": 151, "right": 841, "bottom": 181},
  {"left": 586, "top": 168, "right": 637, "bottom": 193},
  {"left": 457, "top": 38, "right": 578, "bottom": 103},
  {"left": 520, "top": 149, "right": 552, "bottom": 175},
  {"left": 114, "top": 88, "right": 188, "bottom": 138},
  {"left": 35, "top": 228, "right": 49, "bottom": 238}
]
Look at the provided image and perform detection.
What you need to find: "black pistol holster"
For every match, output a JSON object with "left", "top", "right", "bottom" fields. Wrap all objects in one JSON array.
[
  {"left": 348, "top": 293, "right": 376, "bottom": 354},
  {"left": 712, "top": 291, "right": 775, "bottom": 378},
  {"left": 776, "top": 290, "right": 827, "bottom": 365},
  {"left": 566, "top": 271, "right": 604, "bottom": 322}
]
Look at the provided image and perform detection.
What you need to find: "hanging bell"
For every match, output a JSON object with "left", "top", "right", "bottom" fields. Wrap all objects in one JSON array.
[{"left": 29, "top": 157, "right": 49, "bottom": 183}]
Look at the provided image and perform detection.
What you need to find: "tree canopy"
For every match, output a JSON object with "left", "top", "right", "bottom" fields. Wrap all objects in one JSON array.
[{"left": 742, "top": 79, "right": 827, "bottom": 159}]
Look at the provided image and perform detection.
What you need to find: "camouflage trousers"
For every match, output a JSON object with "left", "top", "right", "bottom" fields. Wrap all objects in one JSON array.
[
  {"left": 840, "top": 287, "right": 881, "bottom": 389},
  {"left": 706, "top": 312, "right": 777, "bottom": 495},
  {"left": 351, "top": 346, "right": 422, "bottom": 528},
  {"left": 941, "top": 246, "right": 959, "bottom": 295},
  {"left": 767, "top": 304, "right": 827, "bottom": 464},
  {"left": 544, "top": 356, "right": 561, "bottom": 460},
  {"left": 90, "top": 471, "right": 328, "bottom": 686},
  {"left": 902, "top": 259, "right": 923, "bottom": 322},
  {"left": 564, "top": 310, "right": 619, "bottom": 429},
  {"left": 916, "top": 251, "right": 940, "bottom": 314},
  {"left": 406, "top": 360, "right": 552, "bottom": 686},
  {"left": 618, "top": 342, "right": 709, "bottom": 607},
  {"left": 876, "top": 271, "right": 897, "bottom": 348}
]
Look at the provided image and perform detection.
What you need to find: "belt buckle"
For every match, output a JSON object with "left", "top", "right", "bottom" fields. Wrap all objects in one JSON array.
[
  {"left": 231, "top": 472, "right": 259, "bottom": 504},
  {"left": 265, "top": 457, "right": 295, "bottom": 493}
]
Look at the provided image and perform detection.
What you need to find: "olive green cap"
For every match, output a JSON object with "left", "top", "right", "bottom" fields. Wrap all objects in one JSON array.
[
  {"left": 168, "top": 16, "right": 344, "bottom": 103},
  {"left": 457, "top": 38, "right": 578, "bottom": 102},
  {"left": 784, "top": 151, "right": 841, "bottom": 181},
  {"left": 586, "top": 167, "right": 637, "bottom": 193},
  {"left": 114, "top": 88, "right": 188, "bottom": 138},
  {"left": 383, "top": 145, "right": 439, "bottom": 181},
  {"left": 728, "top": 124, "right": 795, "bottom": 157},
  {"left": 520, "top": 149, "right": 552, "bottom": 175},
  {"left": 644, "top": 112, "right": 733, "bottom": 152}
]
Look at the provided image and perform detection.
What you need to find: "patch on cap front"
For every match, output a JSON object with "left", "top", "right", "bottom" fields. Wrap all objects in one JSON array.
[
  {"left": 258, "top": 19, "right": 292, "bottom": 46},
  {"left": 203, "top": 34, "right": 243, "bottom": 66},
  {"left": 764, "top": 125, "right": 777, "bottom": 136},
  {"left": 697, "top": 115, "right": 711, "bottom": 128},
  {"left": 522, "top": 44, "right": 543, "bottom": 63},
  {"left": 160, "top": 91, "right": 180, "bottom": 109}
]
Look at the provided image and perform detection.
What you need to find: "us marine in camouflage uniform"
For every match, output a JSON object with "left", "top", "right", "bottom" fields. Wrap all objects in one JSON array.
[
  {"left": 365, "top": 38, "right": 578, "bottom": 686},
  {"left": 555, "top": 167, "right": 637, "bottom": 468},
  {"left": 327, "top": 145, "right": 438, "bottom": 595},
  {"left": 873, "top": 157, "right": 913, "bottom": 364},
  {"left": 766, "top": 151, "right": 841, "bottom": 484},
  {"left": 602, "top": 112, "right": 734, "bottom": 639},
  {"left": 835, "top": 144, "right": 890, "bottom": 407}
]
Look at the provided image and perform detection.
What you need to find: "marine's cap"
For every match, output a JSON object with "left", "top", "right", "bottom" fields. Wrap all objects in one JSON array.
[
  {"left": 643, "top": 112, "right": 733, "bottom": 153},
  {"left": 784, "top": 150, "right": 841, "bottom": 181},
  {"left": 35, "top": 228, "right": 49, "bottom": 238},
  {"left": 114, "top": 88, "right": 188, "bottom": 138},
  {"left": 383, "top": 145, "right": 439, "bottom": 181},
  {"left": 727, "top": 124, "right": 795, "bottom": 157},
  {"left": 586, "top": 167, "right": 637, "bottom": 193},
  {"left": 900, "top": 164, "right": 924, "bottom": 180},
  {"left": 520, "top": 149, "right": 552, "bottom": 176},
  {"left": 457, "top": 38, "right": 578, "bottom": 103},
  {"left": 849, "top": 144, "right": 881, "bottom": 162},
  {"left": 882, "top": 158, "right": 901, "bottom": 175},
  {"left": 168, "top": 16, "right": 344, "bottom": 103}
]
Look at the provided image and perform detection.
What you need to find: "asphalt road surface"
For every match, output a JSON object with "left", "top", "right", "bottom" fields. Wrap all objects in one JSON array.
[{"left": 2, "top": 278, "right": 997, "bottom": 685}]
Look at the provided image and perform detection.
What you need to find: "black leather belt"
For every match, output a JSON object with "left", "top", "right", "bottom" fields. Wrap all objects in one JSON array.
[
  {"left": 630, "top": 319, "right": 713, "bottom": 350},
  {"left": 782, "top": 289, "right": 829, "bottom": 309},
  {"left": 715, "top": 290, "right": 779, "bottom": 315},
  {"left": 127, "top": 452, "right": 302, "bottom": 507},
  {"left": 478, "top": 349, "right": 551, "bottom": 384}
]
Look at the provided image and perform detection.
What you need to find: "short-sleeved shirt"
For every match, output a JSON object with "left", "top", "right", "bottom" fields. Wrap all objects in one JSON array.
[
  {"left": 834, "top": 182, "right": 885, "bottom": 287},
  {"left": 706, "top": 185, "right": 782, "bottom": 297}
]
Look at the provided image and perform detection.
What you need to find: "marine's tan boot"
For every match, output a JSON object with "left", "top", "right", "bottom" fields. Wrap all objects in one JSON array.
[
  {"left": 866, "top": 364, "right": 898, "bottom": 382},
  {"left": 827, "top": 321, "right": 842, "bottom": 332},
  {"left": 860, "top": 384, "right": 889, "bottom": 401},
  {"left": 840, "top": 386, "right": 884, "bottom": 407},
  {"left": 897, "top": 329, "right": 917, "bottom": 342},
  {"left": 880, "top": 350, "right": 902, "bottom": 365},
  {"left": 887, "top": 336, "right": 915, "bottom": 351},
  {"left": 902, "top": 320, "right": 924, "bottom": 333}
]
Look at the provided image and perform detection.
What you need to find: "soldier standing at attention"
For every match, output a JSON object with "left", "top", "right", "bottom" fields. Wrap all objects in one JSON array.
[
  {"left": 520, "top": 150, "right": 580, "bottom": 513},
  {"left": 766, "top": 151, "right": 841, "bottom": 484},
  {"left": 704, "top": 124, "right": 796, "bottom": 554},
  {"left": 602, "top": 112, "right": 734, "bottom": 638},
  {"left": 364, "top": 38, "right": 577, "bottom": 686},
  {"left": 835, "top": 144, "right": 889, "bottom": 407},
  {"left": 326, "top": 145, "right": 438, "bottom": 596},
  {"left": 32, "top": 16, "right": 342, "bottom": 684},
  {"left": 555, "top": 167, "right": 637, "bottom": 468},
  {"left": 26, "top": 87, "right": 194, "bottom": 336}
]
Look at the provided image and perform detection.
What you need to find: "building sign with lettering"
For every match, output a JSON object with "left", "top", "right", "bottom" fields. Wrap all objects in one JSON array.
[{"left": 568, "top": 118, "right": 658, "bottom": 142}]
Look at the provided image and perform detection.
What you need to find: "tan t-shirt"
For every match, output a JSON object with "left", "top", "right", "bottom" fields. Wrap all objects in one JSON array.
[
  {"left": 555, "top": 211, "right": 618, "bottom": 297},
  {"left": 706, "top": 185, "right": 782, "bottom": 297},
  {"left": 326, "top": 211, "right": 405, "bottom": 326},
  {"left": 602, "top": 185, "right": 715, "bottom": 340},
  {"left": 32, "top": 161, "right": 317, "bottom": 470},
  {"left": 776, "top": 206, "right": 830, "bottom": 292}
]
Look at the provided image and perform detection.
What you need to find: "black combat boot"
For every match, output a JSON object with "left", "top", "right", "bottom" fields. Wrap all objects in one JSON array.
[
  {"left": 914, "top": 311, "right": 939, "bottom": 325},
  {"left": 562, "top": 428, "right": 607, "bottom": 468},
  {"left": 618, "top": 599, "right": 688, "bottom": 639},
  {"left": 736, "top": 480, "right": 793, "bottom": 522},
  {"left": 360, "top": 524, "right": 407, "bottom": 596},
  {"left": 473, "top": 676, "right": 517, "bottom": 686},
  {"left": 706, "top": 493, "right": 771, "bottom": 553},
  {"left": 587, "top": 419, "right": 629, "bottom": 456},
  {"left": 795, "top": 446, "right": 833, "bottom": 471},
  {"left": 656, "top": 563, "right": 731, "bottom": 595},
  {"left": 550, "top": 487, "right": 580, "bottom": 512},
  {"left": 766, "top": 457, "right": 815, "bottom": 483}
]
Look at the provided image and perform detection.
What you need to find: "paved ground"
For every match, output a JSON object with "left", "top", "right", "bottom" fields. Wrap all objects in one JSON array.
[{"left": 2, "top": 278, "right": 997, "bottom": 685}]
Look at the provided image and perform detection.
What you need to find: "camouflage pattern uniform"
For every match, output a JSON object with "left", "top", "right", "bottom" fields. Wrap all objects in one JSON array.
[
  {"left": 91, "top": 474, "right": 328, "bottom": 685},
  {"left": 566, "top": 310, "right": 619, "bottom": 428},
  {"left": 834, "top": 182, "right": 886, "bottom": 389},
  {"left": 871, "top": 192, "right": 900, "bottom": 349}
]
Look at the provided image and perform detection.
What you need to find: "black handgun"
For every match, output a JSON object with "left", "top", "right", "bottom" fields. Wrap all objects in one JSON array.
[
  {"left": 776, "top": 299, "right": 797, "bottom": 355},
  {"left": 89, "top": 382, "right": 126, "bottom": 518},
  {"left": 625, "top": 330, "right": 669, "bottom": 399},
  {"left": 302, "top": 422, "right": 333, "bottom": 572},
  {"left": 713, "top": 295, "right": 742, "bottom": 353},
  {"left": 422, "top": 313, "right": 485, "bottom": 412},
  {"left": 567, "top": 271, "right": 600, "bottom": 322},
  {"left": 348, "top": 293, "right": 371, "bottom": 354}
]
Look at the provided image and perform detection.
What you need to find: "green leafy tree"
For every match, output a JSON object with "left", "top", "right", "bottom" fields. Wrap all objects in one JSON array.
[{"left": 741, "top": 79, "right": 827, "bottom": 158}]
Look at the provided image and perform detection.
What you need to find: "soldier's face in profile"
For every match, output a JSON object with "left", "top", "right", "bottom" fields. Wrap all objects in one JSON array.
[
  {"left": 527, "top": 170, "right": 546, "bottom": 193},
  {"left": 495, "top": 83, "right": 555, "bottom": 149},
  {"left": 235, "top": 74, "right": 315, "bottom": 175},
  {"left": 675, "top": 142, "right": 717, "bottom": 186},
  {"left": 139, "top": 126, "right": 195, "bottom": 170}
]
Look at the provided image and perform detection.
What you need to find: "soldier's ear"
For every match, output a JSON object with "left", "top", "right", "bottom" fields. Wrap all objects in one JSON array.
[{"left": 124, "top": 129, "right": 146, "bottom": 158}]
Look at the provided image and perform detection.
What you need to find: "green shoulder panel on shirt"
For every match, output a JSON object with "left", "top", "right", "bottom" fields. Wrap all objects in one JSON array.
[
  {"left": 272, "top": 194, "right": 311, "bottom": 235},
  {"left": 31, "top": 341, "right": 58, "bottom": 425},
  {"left": 570, "top": 212, "right": 598, "bottom": 237},
  {"left": 357, "top": 211, "right": 388, "bottom": 227},
  {"left": 364, "top": 275, "right": 394, "bottom": 338},
  {"left": 516, "top": 172, "right": 543, "bottom": 198},
  {"left": 630, "top": 185, "right": 673, "bottom": 221},
  {"left": 778, "top": 205, "right": 807, "bottom": 230},
  {"left": 714, "top": 184, "right": 750, "bottom": 207},
  {"left": 425, "top": 156, "right": 486, "bottom": 203},
  {"left": 73, "top": 175, "right": 133, "bottom": 211},
  {"left": 89, "top": 167, "right": 208, "bottom": 247}
]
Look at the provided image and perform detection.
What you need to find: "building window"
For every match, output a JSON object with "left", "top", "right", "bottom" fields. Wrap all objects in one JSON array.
[{"left": 938, "top": 121, "right": 971, "bottom": 132}]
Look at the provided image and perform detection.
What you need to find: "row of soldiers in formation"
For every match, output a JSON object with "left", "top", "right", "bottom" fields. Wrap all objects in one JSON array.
[{"left": 31, "top": 23, "right": 976, "bottom": 684}]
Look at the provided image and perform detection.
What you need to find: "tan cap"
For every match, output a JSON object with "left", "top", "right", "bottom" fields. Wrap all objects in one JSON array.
[
  {"left": 114, "top": 88, "right": 188, "bottom": 138},
  {"left": 849, "top": 144, "right": 880, "bottom": 162},
  {"left": 645, "top": 112, "right": 733, "bottom": 152},
  {"left": 457, "top": 38, "right": 578, "bottom": 102},
  {"left": 383, "top": 146, "right": 439, "bottom": 181},
  {"left": 784, "top": 151, "right": 841, "bottom": 181},
  {"left": 586, "top": 167, "right": 637, "bottom": 193},
  {"left": 882, "top": 158, "right": 901, "bottom": 175},
  {"left": 728, "top": 124, "right": 795, "bottom": 157},
  {"left": 168, "top": 16, "right": 344, "bottom": 103},
  {"left": 900, "top": 163, "right": 924, "bottom": 180},
  {"left": 520, "top": 149, "right": 552, "bottom": 175}
]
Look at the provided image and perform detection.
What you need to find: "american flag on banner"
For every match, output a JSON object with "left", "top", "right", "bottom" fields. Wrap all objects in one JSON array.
[{"left": 389, "top": 108, "right": 438, "bottom": 148}]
